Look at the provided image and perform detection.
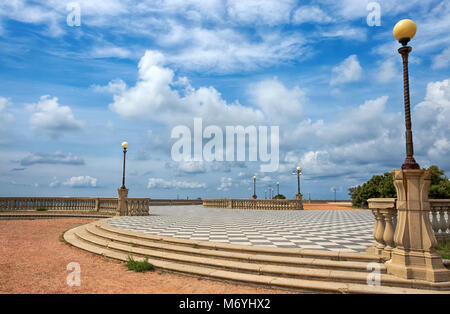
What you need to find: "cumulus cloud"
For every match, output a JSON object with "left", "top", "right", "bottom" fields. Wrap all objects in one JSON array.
[
  {"left": 147, "top": 178, "right": 206, "bottom": 189},
  {"left": 330, "top": 55, "right": 362, "bottom": 85},
  {"left": 20, "top": 152, "right": 85, "bottom": 166},
  {"left": 63, "top": 176, "right": 98, "bottom": 188},
  {"left": 108, "top": 50, "right": 267, "bottom": 124},
  {"left": 414, "top": 78, "right": 450, "bottom": 168},
  {"left": 27, "top": 95, "right": 83, "bottom": 138},
  {"left": 107, "top": 50, "right": 310, "bottom": 128},
  {"left": 249, "top": 78, "right": 304, "bottom": 123},
  {"left": 292, "top": 6, "right": 333, "bottom": 24}
]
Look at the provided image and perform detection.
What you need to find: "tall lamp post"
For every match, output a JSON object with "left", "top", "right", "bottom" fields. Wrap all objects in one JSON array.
[
  {"left": 252, "top": 176, "right": 257, "bottom": 199},
  {"left": 121, "top": 141, "right": 128, "bottom": 189},
  {"left": 393, "top": 19, "right": 420, "bottom": 170},
  {"left": 383, "top": 20, "right": 450, "bottom": 282},
  {"left": 117, "top": 141, "right": 129, "bottom": 216},
  {"left": 276, "top": 181, "right": 280, "bottom": 197},
  {"left": 296, "top": 166, "right": 302, "bottom": 200}
]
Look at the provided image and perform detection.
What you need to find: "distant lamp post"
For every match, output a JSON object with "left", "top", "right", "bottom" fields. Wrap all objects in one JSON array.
[
  {"left": 252, "top": 176, "right": 257, "bottom": 199},
  {"left": 296, "top": 166, "right": 302, "bottom": 200},
  {"left": 121, "top": 141, "right": 129, "bottom": 189},
  {"left": 332, "top": 188, "right": 337, "bottom": 202},
  {"left": 117, "top": 141, "right": 129, "bottom": 217},
  {"left": 393, "top": 19, "right": 420, "bottom": 170},
  {"left": 276, "top": 181, "right": 280, "bottom": 196}
]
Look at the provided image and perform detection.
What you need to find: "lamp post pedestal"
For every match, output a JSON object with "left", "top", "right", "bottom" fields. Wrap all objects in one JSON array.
[
  {"left": 386, "top": 169, "right": 450, "bottom": 282},
  {"left": 116, "top": 187, "right": 129, "bottom": 217},
  {"left": 296, "top": 193, "right": 302, "bottom": 200},
  {"left": 252, "top": 195, "right": 257, "bottom": 199}
]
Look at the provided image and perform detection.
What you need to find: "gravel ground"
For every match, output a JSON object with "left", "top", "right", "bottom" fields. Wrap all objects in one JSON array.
[{"left": 0, "top": 218, "right": 288, "bottom": 294}]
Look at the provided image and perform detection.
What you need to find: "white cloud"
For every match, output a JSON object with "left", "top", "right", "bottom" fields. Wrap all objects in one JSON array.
[
  {"left": 63, "top": 176, "right": 98, "bottom": 188},
  {"left": 0, "top": 97, "right": 14, "bottom": 123},
  {"left": 414, "top": 78, "right": 450, "bottom": 168},
  {"left": 147, "top": 178, "right": 206, "bottom": 189},
  {"left": 217, "top": 177, "right": 232, "bottom": 191},
  {"left": 89, "top": 46, "right": 133, "bottom": 59},
  {"left": 330, "top": 55, "right": 362, "bottom": 85},
  {"left": 226, "top": 0, "right": 295, "bottom": 26},
  {"left": 158, "top": 26, "right": 306, "bottom": 73},
  {"left": 27, "top": 95, "right": 83, "bottom": 138},
  {"left": 20, "top": 152, "right": 85, "bottom": 166},
  {"left": 108, "top": 50, "right": 265, "bottom": 125},
  {"left": 374, "top": 58, "right": 399, "bottom": 83},
  {"left": 292, "top": 6, "right": 333, "bottom": 24},
  {"left": 432, "top": 48, "right": 450, "bottom": 69},
  {"left": 249, "top": 78, "right": 304, "bottom": 123}
]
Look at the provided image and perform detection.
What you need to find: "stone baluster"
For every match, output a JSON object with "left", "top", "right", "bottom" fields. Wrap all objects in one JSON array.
[
  {"left": 381, "top": 208, "right": 397, "bottom": 260},
  {"left": 366, "top": 198, "right": 396, "bottom": 258}
]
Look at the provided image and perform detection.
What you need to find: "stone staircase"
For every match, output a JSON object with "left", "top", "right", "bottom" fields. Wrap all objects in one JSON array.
[{"left": 64, "top": 219, "right": 450, "bottom": 294}]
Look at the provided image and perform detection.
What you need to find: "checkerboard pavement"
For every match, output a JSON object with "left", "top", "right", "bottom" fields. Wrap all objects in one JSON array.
[{"left": 109, "top": 205, "right": 375, "bottom": 252}]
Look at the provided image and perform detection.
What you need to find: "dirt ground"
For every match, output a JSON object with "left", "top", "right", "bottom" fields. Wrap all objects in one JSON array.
[{"left": 0, "top": 218, "right": 290, "bottom": 294}]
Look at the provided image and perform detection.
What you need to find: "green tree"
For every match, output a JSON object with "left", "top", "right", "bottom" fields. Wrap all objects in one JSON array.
[{"left": 348, "top": 165, "right": 450, "bottom": 207}]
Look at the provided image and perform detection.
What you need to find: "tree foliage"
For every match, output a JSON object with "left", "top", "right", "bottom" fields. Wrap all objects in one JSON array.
[{"left": 349, "top": 165, "right": 450, "bottom": 207}]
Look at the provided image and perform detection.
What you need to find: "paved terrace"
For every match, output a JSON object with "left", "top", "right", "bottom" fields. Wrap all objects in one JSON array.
[{"left": 109, "top": 205, "right": 374, "bottom": 252}]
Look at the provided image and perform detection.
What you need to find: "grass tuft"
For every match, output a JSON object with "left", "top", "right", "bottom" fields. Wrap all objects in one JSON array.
[
  {"left": 436, "top": 240, "right": 450, "bottom": 260},
  {"left": 36, "top": 207, "right": 47, "bottom": 211},
  {"left": 125, "top": 255, "right": 155, "bottom": 273}
]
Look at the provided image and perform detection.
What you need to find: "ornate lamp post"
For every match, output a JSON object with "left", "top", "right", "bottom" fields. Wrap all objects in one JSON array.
[
  {"left": 117, "top": 141, "right": 129, "bottom": 216},
  {"left": 393, "top": 19, "right": 420, "bottom": 170},
  {"left": 121, "top": 141, "right": 128, "bottom": 189},
  {"left": 276, "top": 181, "right": 280, "bottom": 197},
  {"left": 296, "top": 166, "right": 302, "bottom": 200},
  {"left": 252, "top": 176, "right": 257, "bottom": 199},
  {"left": 383, "top": 20, "right": 450, "bottom": 282}
]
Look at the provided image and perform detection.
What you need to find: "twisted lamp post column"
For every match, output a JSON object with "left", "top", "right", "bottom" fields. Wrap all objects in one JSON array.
[{"left": 397, "top": 32, "right": 420, "bottom": 169}]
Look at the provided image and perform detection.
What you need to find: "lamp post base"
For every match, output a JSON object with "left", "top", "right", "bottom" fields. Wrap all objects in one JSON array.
[
  {"left": 386, "top": 169, "right": 450, "bottom": 282},
  {"left": 252, "top": 195, "right": 257, "bottom": 199},
  {"left": 116, "top": 188, "right": 129, "bottom": 217},
  {"left": 296, "top": 193, "right": 302, "bottom": 200}
]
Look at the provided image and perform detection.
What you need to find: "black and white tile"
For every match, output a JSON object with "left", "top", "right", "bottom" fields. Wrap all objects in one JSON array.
[{"left": 109, "top": 205, "right": 374, "bottom": 252}]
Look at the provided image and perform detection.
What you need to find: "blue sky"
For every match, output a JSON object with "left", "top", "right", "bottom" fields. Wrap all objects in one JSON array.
[{"left": 0, "top": 0, "right": 449, "bottom": 199}]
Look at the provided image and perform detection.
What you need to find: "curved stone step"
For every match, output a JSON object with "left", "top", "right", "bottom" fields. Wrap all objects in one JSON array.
[
  {"left": 84, "top": 223, "right": 383, "bottom": 273},
  {"left": 97, "top": 219, "right": 380, "bottom": 263},
  {"left": 64, "top": 221, "right": 450, "bottom": 292},
  {"left": 63, "top": 224, "right": 448, "bottom": 294}
]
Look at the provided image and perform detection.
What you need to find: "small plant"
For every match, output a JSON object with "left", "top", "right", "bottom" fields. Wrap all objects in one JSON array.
[
  {"left": 36, "top": 207, "right": 47, "bottom": 211},
  {"left": 125, "top": 255, "right": 155, "bottom": 273},
  {"left": 193, "top": 244, "right": 200, "bottom": 249},
  {"left": 436, "top": 241, "right": 450, "bottom": 260}
]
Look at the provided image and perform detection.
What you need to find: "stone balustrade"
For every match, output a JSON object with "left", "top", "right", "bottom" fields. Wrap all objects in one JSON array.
[
  {"left": 203, "top": 198, "right": 303, "bottom": 210},
  {"left": 367, "top": 198, "right": 449, "bottom": 260},
  {"left": 429, "top": 199, "right": 450, "bottom": 242},
  {"left": 0, "top": 196, "right": 150, "bottom": 216}
]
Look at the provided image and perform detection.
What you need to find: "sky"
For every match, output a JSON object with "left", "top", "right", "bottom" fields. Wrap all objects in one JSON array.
[{"left": 0, "top": 0, "right": 449, "bottom": 200}]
